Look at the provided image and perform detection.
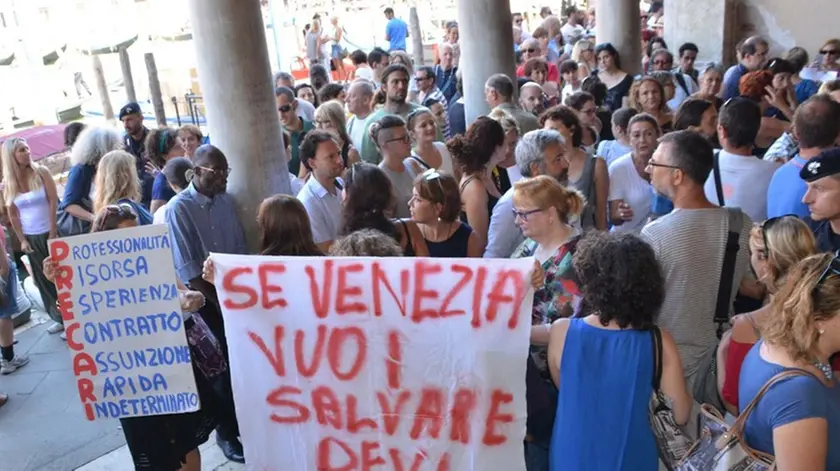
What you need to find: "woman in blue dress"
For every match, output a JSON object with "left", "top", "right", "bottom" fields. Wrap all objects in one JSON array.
[{"left": 546, "top": 231, "right": 692, "bottom": 470}]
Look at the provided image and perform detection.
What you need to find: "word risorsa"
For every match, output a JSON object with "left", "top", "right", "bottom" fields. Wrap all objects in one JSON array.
[{"left": 221, "top": 259, "right": 530, "bottom": 329}]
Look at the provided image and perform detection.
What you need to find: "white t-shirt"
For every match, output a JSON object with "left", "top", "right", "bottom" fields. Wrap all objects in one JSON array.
[
  {"left": 608, "top": 154, "right": 653, "bottom": 233},
  {"left": 153, "top": 204, "right": 167, "bottom": 225},
  {"left": 560, "top": 23, "right": 585, "bottom": 44},
  {"left": 347, "top": 113, "right": 374, "bottom": 151},
  {"left": 703, "top": 149, "right": 781, "bottom": 222},
  {"left": 354, "top": 66, "right": 374, "bottom": 82}
]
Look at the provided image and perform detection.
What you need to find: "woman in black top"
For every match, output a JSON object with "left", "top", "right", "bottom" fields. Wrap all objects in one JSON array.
[
  {"left": 595, "top": 43, "right": 634, "bottom": 113},
  {"left": 340, "top": 163, "right": 429, "bottom": 256},
  {"left": 447, "top": 117, "right": 505, "bottom": 251},
  {"left": 409, "top": 169, "right": 482, "bottom": 258}
]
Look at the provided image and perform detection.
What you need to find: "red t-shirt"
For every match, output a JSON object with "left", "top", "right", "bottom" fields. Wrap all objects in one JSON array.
[{"left": 516, "top": 62, "right": 559, "bottom": 83}]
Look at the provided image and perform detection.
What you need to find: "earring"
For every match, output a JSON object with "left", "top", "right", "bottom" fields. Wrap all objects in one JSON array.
[{"left": 819, "top": 329, "right": 826, "bottom": 335}]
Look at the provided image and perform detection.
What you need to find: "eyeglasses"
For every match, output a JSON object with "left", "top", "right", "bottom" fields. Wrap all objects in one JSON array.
[
  {"left": 813, "top": 250, "right": 840, "bottom": 302},
  {"left": 197, "top": 166, "right": 232, "bottom": 176},
  {"left": 820, "top": 49, "right": 840, "bottom": 56},
  {"left": 414, "top": 75, "right": 432, "bottom": 82},
  {"left": 511, "top": 207, "right": 544, "bottom": 221},
  {"left": 652, "top": 60, "right": 671, "bottom": 67},
  {"left": 646, "top": 160, "right": 680, "bottom": 170},
  {"left": 278, "top": 105, "right": 292, "bottom": 113},
  {"left": 524, "top": 48, "right": 537, "bottom": 54},
  {"left": 385, "top": 135, "right": 410, "bottom": 144}
]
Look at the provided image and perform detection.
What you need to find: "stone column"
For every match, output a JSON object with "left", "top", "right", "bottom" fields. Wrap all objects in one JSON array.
[
  {"left": 457, "top": 0, "right": 517, "bottom": 124},
  {"left": 596, "top": 0, "right": 642, "bottom": 76},
  {"left": 186, "top": 0, "right": 291, "bottom": 250},
  {"left": 665, "top": 0, "right": 737, "bottom": 65}
]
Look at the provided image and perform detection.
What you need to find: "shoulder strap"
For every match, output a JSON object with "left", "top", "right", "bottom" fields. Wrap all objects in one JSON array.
[
  {"left": 410, "top": 155, "right": 432, "bottom": 171},
  {"left": 459, "top": 175, "right": 478, "bottom": 194},
  {"left": 399, "top": 219, "right": 413, "bottom": 249},
  {"left": 713, "top": 149, "right": 725, "bottom": 206},
  {"left": 651, "top": 326, "right": 664, "bottom": 390},
  {"left": 715, "top": 207, "right": 743, "bottom": 337},
  {"left": 731, "top": 369, "right": 819, "bottom": 435},
  {"left": 675, "top": 73, "right": 690, "bottom": 97}
]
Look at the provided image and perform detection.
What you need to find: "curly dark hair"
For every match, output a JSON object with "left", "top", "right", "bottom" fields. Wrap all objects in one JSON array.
[
  {"left": 573, "top": 232, "right": 664, "bottom": 330},
  {"left": 539, "top": 105, "right": 583, "bottom": 147},
  {"left": 446, "top": 116, "right": 505, "bottom": 174},
  {"left": 339, "top": 163, "right": 398, "bottom": 240}
]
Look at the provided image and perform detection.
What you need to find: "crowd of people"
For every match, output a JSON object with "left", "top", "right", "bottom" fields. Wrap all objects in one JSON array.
[{"left": 0, "top": 2, "right": 839, "bottom": 470}]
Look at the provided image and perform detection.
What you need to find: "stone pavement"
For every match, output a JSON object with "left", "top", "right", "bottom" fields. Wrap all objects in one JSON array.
[{"left": 0, "top": 311, "right": 243, "bottom": 471}]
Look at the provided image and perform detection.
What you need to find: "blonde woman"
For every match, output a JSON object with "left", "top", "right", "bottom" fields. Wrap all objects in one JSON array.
[
  {"left": 1, "top": 138, "right": 61, "bottom": 334},
  {"left": 628, "top": 76, "right": 673, "bottom": 132},
  {"left": 314, "top": 101, "right": 359, "bottom": 168},
  {"left": 739, "top": 252, "right": 840, "bottom": 469},
  {"left": 719, "top": 215, "right": 819, "bottom": 415},
  {"left": 571, "top": 39, "right": 597, "bottom": 78},
  {"left": 93, "top": 150, "right": 153, "bottom": 225}
]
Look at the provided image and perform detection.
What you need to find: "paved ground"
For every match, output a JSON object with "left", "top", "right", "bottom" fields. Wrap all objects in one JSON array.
[{"left": 0, "top": 311, "right": 243, "bottom": 471}]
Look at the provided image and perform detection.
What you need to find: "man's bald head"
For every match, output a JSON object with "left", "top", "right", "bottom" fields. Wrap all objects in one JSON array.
[
  {"left": 520, "top": 82, "right": 545, "bottom": 115},
  {"left": 194, "top": 144, "right": 227, "bottom": 167}
]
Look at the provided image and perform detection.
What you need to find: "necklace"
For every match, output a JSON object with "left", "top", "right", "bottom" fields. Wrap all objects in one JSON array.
[{"left": 813, "top": 359, "right": 835, "bottom": 381}]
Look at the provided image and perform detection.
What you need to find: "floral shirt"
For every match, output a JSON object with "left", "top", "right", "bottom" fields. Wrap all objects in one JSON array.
[
  {"left": 514, "top": 235, "right": 582, "bottom": 442},
  {"left": 513, "top": 236, "right": 582, "bottom": 326}
]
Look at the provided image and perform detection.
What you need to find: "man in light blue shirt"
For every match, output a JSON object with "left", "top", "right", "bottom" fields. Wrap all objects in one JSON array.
[
  {"left": 767, "top": 95, "right": 840, "bottom": 218},
  {"left": 297, "top": 130, "right": 344, "bottom": 250},
  {"left": 485, "top": 129, "right": 569, "bottom": 258},
  {"left": 384, "top": 7, "right": 408, "bottom": 51}
]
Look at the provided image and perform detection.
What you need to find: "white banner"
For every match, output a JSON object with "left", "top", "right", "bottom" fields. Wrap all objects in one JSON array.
[
  {"left": 49, "top": 224, "right": 199, "bottom": 421},
  {"left": 214, "top": 254, "right": 534, "bottom": 471}
]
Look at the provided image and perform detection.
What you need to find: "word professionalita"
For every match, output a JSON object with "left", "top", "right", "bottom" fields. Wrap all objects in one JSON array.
[{"left": 50, "top": 225, "right": 200, "bottom": 421}]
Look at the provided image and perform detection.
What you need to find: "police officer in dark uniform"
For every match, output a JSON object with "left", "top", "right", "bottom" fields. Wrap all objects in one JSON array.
[
  {"left": 119, "top": 102, "right": 154, "bottom": 208},
  {"left": 801, "top": 147, "right": 840, "bottom": 252}
]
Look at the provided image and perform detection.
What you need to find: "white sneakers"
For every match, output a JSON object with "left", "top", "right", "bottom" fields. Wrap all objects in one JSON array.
[
  {"left": 0, "top": 355, "right": 29, "bottom": 375},
  {"left": 46, "top": 322, "right": 64, "bottom": 335}
]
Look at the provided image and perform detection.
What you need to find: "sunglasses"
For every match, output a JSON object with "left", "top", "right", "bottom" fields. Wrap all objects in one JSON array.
[
  {"left": 278, "top": 104, "right": 292, "bottom": 113},
  {"left": 820, "top": 49, "right": 840, "bottom": 56},
  {"left": 760, "top": 215, "right": 796, "bottom": 257},
  {"left": 813, "top": 250, "right": 840, "bottom": 302},
  {"left": 524, "top": 48, "right": 537, "bottom": 54}
]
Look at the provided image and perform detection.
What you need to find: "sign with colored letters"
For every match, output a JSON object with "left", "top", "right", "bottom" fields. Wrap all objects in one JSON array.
[
  {"left": 214, "top": 254, "right": 535, "bottom": 470},
  {"left": 49, "top": 225, "right": 199, "bottom": 421}
]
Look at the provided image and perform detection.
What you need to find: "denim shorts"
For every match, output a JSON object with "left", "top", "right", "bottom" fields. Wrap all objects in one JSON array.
[{"left": 0, "top": 260, "right": 20, "bottom": 319}]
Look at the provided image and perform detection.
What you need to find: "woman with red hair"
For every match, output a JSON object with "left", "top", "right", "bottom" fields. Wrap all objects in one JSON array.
[{"left": 739, "top": 70, "right": 790, "bottom": 154}]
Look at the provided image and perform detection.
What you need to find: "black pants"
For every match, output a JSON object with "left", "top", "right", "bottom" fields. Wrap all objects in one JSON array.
[{"left": 25, "top": 233, "right": 60, "bottom": 323}]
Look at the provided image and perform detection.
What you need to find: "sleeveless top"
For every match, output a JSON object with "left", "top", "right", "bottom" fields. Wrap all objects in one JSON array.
[
  {"left": 13, "top": 185, "right": 51, "bottom": 235},
  {"left": 425, "top": 223, "right": 472, "bottom": 258},
  {"left": 411, "top": 142, "right": 454, "bottom": 175},
  {"left": 458, "top": 175, "right": 499, "bottom": 224},
  {"left": 551, "top": 319, "right": 658, "bottom": 470},
  {"left": 397, "top": 219, "right": 415, "bottom": 256},
  {"left": 569, "top": 154, "right": 597, "bottom": 231}
]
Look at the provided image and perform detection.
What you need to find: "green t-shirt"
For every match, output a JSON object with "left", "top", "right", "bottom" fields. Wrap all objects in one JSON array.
[
  {"left": 358, "top": 103, "right": 443, "bottom": 165},
  {"left": 285, "top": 118, "right": 315, "bottom": 175}
]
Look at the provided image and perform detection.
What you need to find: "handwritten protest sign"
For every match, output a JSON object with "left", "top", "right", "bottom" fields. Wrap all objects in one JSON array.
[
  {"left": 49, "top": 225, "right": 199, "bottom": 421},
  {"left": 214, "top": 254, "right": 534, "bottom": 471}
]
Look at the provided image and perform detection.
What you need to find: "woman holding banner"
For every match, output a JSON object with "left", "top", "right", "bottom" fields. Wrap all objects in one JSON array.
[
  {"left": 510, "top": 175, "right": 584, "bottom": 471},
  {"left": 44, "top": 205, "right": 229, "bottom": 471}
]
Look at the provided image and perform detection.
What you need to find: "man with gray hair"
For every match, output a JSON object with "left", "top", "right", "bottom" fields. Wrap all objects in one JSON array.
[
  {"left": 346, "top": 79, "right": 376, "bottom": 151},
  {"left": 649, "top": 48, "right": 697, "bottom": 111},
  {"left": 484, "top": 129, "right": 569, "bottom": 258},
  {"left": 274, "top": 71, "right": 315, "bottom": 120},
  {"left": 485, "top": 73, "right": 540, "bottom": 135}
]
